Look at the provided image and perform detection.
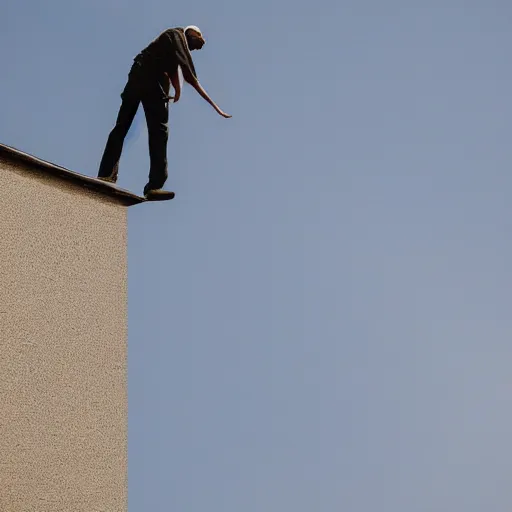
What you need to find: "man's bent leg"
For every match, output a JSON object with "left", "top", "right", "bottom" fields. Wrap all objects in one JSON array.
[
  {"left": 141, "top": 92, "right": 169, "bottom": 195},
  {"left": 98, "top": 87, "right": 140, "bottom": 183}
]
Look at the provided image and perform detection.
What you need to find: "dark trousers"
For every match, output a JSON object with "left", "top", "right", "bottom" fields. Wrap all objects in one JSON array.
[{"left": 98, "top": 60, "right": 170, "bottom": 194}]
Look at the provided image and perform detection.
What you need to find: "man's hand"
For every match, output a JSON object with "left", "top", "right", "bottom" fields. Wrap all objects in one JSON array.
[
  {"left": 169, "top": 70, "right": 182, "bottom": 104},
  {"left": 215, "top": 108, "right": 232, "bottom": 119}
]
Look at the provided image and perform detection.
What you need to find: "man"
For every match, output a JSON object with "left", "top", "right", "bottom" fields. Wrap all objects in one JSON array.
[{"left": 97, "top": 25, "right": 231, "bottom": 200}]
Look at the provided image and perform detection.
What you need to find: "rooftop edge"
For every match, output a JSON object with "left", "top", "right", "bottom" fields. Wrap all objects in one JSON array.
[{"left": 0, "top": 143, "right": 146, "bottom": 207}]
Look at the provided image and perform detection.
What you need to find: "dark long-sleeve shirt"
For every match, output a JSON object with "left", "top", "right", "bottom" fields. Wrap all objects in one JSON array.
[{"left": 135, "top": 27, "right": 197, "bottom": 82}]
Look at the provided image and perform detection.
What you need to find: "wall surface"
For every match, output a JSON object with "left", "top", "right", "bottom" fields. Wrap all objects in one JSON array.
[{"left": 0, "top": 157, "right": 128, "bottom": 512}]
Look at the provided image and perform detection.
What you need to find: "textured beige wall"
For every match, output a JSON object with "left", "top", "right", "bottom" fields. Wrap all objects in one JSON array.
[{"left": 0, "top": 158, "right": 127, "bottom": 512}]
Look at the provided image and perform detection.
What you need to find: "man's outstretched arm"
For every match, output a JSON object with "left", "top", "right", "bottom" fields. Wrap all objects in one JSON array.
[
  {"left": 168, "top": 29, "right": 231, "bottom": 118},
  {"left": 182, "top": 68, "right": 231, "bottom": 118}
]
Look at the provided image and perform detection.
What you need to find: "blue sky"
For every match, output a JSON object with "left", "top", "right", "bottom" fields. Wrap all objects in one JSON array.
[{"left": 2, "top": 1, "right": 512, "bottom": 510}]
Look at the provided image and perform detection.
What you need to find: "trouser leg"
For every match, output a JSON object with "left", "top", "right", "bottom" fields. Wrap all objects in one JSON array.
[
  {"left": 141, "top": 88, "right": 169, "bottom": 195},
  {"left": 98, "top": 71, "right": 141, "bottom": 182}
]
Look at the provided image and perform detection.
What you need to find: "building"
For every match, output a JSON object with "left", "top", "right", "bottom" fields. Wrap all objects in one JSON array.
[{"left": 0, "top": 143, "right": 144, "bottom": 511}]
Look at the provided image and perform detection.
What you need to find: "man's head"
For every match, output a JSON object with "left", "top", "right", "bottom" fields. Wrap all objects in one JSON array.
[{"left": 184, "top": 25, "right": 205, "bottom": 50}]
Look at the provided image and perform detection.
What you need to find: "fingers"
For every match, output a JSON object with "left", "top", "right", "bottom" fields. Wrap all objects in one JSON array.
[{"left": 215, "top": 107, "right": 232, "bottom": 118}]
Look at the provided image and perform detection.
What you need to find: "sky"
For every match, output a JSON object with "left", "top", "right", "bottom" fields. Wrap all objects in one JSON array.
[{"left": 2, "top": 1, "right": 512, "bottom": 510}]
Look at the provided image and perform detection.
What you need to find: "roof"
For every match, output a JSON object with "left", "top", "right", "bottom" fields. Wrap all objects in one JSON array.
[{"left": 0, "top": 143, "right": 146, "bottom": 207}]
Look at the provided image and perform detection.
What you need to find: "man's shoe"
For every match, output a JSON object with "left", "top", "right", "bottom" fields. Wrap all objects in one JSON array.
[
  {"left": 144, "top": 188, "right": 175, "bottom": 201},
  {"left": 98, "top": 176, "right": 116, "bottom": 184}
]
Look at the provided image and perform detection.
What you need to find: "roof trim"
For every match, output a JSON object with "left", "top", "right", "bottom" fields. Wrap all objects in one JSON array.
[{"left": 0, "top": 143, "right": 146, "bottom": 207}]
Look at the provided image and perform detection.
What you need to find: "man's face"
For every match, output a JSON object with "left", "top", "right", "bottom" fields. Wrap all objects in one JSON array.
[{"left": 186, "top": 30, "right": 205, "bottom": 51}]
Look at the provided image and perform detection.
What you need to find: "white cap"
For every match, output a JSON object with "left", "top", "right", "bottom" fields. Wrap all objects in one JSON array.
[{"left": 184, "top": 25, "right": 203, "bottom": 37}]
